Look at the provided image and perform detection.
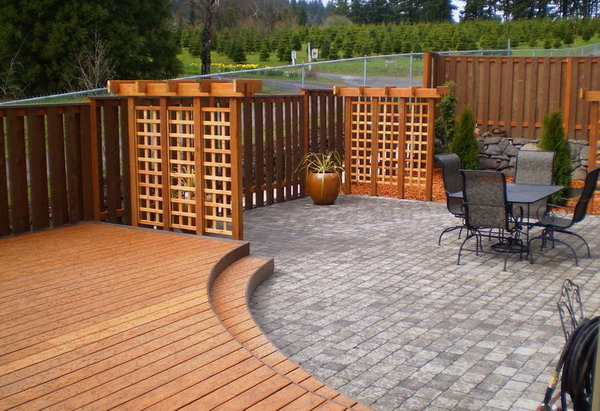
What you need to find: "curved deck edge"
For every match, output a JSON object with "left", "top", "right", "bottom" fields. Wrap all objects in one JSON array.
[{"left": 210, "top": 255, "right": 372, "bottom": 410}]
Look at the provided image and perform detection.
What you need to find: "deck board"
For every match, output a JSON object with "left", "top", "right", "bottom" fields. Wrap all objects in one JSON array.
[{"left": 0, "top": 222, "right": 369, "bottom": 410}]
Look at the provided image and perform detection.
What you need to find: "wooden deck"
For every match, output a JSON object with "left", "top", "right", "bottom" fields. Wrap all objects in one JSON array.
[{"left": 0, "top": 223, "right": 369, "bottom": 410}]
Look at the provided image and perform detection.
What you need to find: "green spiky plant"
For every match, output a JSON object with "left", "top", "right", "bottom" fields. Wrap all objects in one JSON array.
[
  {"left": 296, "top": 151, "right": 344, "bottom": 175},
  {"left": 295, "top": 151, "right": 344, "bottom": 199},
  {"left": 449, "top": 105, "right": 479, "bottom": 170},
  {"left": 539, "top": 111, "right": 572, "bottom": 202}
]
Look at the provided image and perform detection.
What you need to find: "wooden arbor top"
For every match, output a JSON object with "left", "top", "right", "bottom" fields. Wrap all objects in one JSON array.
[
  {"left": 333, "top": 85, "right": 448, "bottom": 98},
  {"left": 107, "top": 79, "right": 262, "bottom": 97}
]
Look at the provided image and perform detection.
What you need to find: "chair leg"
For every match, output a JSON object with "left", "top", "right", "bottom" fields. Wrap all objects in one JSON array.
[
  {"left": 528, "top": 231, "right": 580, "bottom": 266},
  {"left": 549, "top": 237, "right": 580, "bottom": 266},
  {"left": 438, "top": 225, "right": 465, "bottom": 246},
  {"left": 559, "top": 230, "right": 591, "bottom": 258},
  {"left": 457, "top": 232, "right": 478, "bottom": 265}
]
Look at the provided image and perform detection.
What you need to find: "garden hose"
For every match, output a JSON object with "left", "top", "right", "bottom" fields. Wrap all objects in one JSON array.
[{"left": 539, "top": 316, "right": 598, "bottom": 411}]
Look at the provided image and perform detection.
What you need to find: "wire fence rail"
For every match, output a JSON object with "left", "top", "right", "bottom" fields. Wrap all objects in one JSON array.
[{"left": 2, "top": 43, "right": 599, "bottom": 106}]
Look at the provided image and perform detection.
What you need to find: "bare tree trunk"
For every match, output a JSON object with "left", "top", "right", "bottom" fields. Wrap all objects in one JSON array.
[{"left": 201, "top": 0, "right": 217, "bottom": 75}]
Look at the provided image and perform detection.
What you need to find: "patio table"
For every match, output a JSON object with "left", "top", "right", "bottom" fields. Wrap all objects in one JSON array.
[
  {"left": 449, "top": 183, "right": 563, "bottom": 205},
  {"left": 449, "top": 182, "right": 564, "bottom": 246}
]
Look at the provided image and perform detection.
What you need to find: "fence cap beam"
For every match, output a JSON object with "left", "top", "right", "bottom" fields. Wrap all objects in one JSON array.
[
  {"left": 580, "top": 88, "right": 600, "bottom": 101},
  {"left": 107, "top": 79, "right": 262, "bottom": 97},
  {"left": 333, "top": 85, "right": 447, "bottom": 98}
]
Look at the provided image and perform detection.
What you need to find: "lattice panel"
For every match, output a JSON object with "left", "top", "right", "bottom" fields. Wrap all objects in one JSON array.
[
  {"left": 135, "top": 106, "right": 164, "bottom": 226},
  {"left": 349, "top": 99, "right": 373, "bottom": 183},
  {"left": 403, "top": 99, "right": 430, "bottom": 187},
  {"left": 168, "top": 107, "right": 196, "bottom": 231},
  {"left": 203, "top": 106, "right": 234, "bottom": 235},
  {"left": 377, "top": 99, "right": 401, "bottom": 184}
]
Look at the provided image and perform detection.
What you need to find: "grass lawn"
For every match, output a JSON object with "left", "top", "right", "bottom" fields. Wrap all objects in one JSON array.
[
  {"left": 179, "top": 46, "right": 423, "bottom": 79},
  {"left": 179, "top": 35, "right": 600, "bottom": 79}
]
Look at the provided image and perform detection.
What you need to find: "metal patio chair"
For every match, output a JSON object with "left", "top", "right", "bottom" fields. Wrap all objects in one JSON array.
[
  {"left": 528, "top": 167, "right": 600, "bottom": 265},
  {"left": 513, "top": 150, "right": 555, "bottom": 223},
  {"left": 458, "top": 170, "right": 525, "bottom": 271},
  {"left": 435, "top": 153, "right": 465, "bottom": 245}
]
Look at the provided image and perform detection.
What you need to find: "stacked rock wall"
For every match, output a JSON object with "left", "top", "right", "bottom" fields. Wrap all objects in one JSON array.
[{"left": 477, "top": 137, "right": 590, "bottom": 180}]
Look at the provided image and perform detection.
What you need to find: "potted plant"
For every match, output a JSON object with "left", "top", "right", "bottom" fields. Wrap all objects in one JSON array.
[{"left": 296, "top": 151, "right": 344, "bottom": 205}]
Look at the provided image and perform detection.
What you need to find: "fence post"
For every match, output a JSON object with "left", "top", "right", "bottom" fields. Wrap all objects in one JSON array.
[
  {"left": 564, "top": 58, "right": 574, "bottom": 135},
  {"left": 363, "top": 56, "right": 367, "bottom": 86},
  {"left": 425, "top": 99, "right": 436, "bottom": 201},
  {"left": 301, "top": 89, "right": 309, "bottom": 157},
  {"left": 409, "top": 53, "right": 413, "bottom": 87},
  {"left": 370, "top": 97, "right": 379, "bottom": 196},
  {"left": 344, "top": 95, "right": 353, "bottom": 195},
  {"left": 230, "top": 97, "right": 244, "bottom": 240},
  {"left": 423, "top": 52, "right": 432, "bottom": 88}
]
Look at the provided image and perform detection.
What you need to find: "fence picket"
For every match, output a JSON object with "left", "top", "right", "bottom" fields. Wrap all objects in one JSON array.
[
  {"left": 6, "top": 111, "right": 29, "bottom": 234},
  {"left": 275, "top": 98, "right": 285, "bottom": 203},
  {"left": 264, "top": 98, "right": 274, "bottom": 206},
  {"left": 254, "top": 99, "right": 265, "bottom": 207},
  {"left": 64, "top": 106, "right": 83, "bottom": 224},
  {"left": 47, "top": 106, "right": 68, "bottom": 227},
  {"left": 27, "top": 108, "right": 50, "bottom": 230},
  {"left": 284, "top": 98, "right": 293, "bottom": 201},
  {"left": 119, "top": 99, "right": 131, "bottom": 225},
  {"left": 103, "top": 100, "right": 121, "bottom": 223},
  {"left": 0, "top": 117, "right": 8, "bottom": 236},
  {"left": 243, "top": 97, "right": 253, "bottom": 210},
  {"left": 79, "top": 105, "right": 94, "bottom": 221}
]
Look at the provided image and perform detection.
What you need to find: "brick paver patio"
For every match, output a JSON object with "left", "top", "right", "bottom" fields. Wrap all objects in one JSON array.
[{"left": 246, "top": 195, "right": 600, "bottom": 410}]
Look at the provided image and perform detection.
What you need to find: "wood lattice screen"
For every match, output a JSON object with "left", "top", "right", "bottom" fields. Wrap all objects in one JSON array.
[
  {"left": 108, "top": 79, "right": 261, "bottom": 240},
  {"left": 335, "top": 86, "right": 446, "bottom": 200}
]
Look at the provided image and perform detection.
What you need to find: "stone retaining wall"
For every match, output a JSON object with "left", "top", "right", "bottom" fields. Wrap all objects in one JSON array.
[{"left": 478, "top": 137, "right": 589, "bottom": 180}]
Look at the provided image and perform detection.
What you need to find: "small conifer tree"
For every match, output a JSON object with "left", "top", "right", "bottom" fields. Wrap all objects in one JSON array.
[
  {"left": 259, "top": 42, "right": 270, "bottom": 61},
  {"left": 189, "top": 33, "right": 203, "bottom": 57},
  {"left": 343, "top": 40, "right": 354, "bottom": 58},
  {"left": 435, "top": 81, "right": 458, "bottom": 153},
  {"left": 449, "top": 106, "right": 479, "bottom": 170},
  {"left": 228, "top": 41, "right": 246, "bottom": 63},
  {"left": 539, "top": 111, "right": 572, "bottom": 202}
]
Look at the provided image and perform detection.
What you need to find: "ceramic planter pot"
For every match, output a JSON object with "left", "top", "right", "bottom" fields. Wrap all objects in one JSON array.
[{"left": 306, "top": 172, "right": 341, "bottom": 205}]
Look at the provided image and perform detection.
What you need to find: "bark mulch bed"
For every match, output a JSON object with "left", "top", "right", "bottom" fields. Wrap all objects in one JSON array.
[{"left": 348, "top": 168, "right": 598, "bottom": 215}]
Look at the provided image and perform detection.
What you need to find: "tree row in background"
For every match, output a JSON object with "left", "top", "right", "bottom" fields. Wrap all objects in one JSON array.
[
  {"left": 178, "top": 17, "right": 600, "bottom": 64},
  {"left": 3, "top": 0, "right": 600, "bottom": 98},
  {"left": 329, "top": 0, "right": 600, "bottom": 22}
]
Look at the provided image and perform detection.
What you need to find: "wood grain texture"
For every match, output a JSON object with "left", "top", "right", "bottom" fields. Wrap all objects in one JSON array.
[{"left": 0, "top": 223, "right": 369, "bottom": 410}]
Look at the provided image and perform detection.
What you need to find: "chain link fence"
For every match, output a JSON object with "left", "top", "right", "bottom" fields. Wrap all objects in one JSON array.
[{"left": 2, "top": 43, "right": 599, "bottom": 105}]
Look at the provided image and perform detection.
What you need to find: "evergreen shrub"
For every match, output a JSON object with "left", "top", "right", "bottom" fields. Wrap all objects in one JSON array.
[
  {"left": 449, "top": 105, "right": 479, "bottom": 170},
  {"left": 539, "top": 111, "right": 572, "bottom": 202}
]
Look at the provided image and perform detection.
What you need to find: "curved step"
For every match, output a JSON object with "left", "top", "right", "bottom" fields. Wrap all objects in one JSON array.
[{"left": 210, "top": 256, "right": 371, "bottom": 410}]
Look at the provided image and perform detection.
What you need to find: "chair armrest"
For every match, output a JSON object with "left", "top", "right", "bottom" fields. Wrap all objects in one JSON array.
[{"left": 538, "top": 203, "right": 573, "bottom": 223}]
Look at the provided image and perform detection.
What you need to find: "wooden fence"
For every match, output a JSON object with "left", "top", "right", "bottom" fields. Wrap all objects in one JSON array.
[
  {"left": 241, "top": 90, "right": 344, "bottom": 210},
  {"left": 431, "top": 54, "right": 600, "bottom": 140},
  {"left": 580, "top": 89, "right": 600, "bottom": 172},
  {"left": 0, "top": 89, "right": 343, "bottom": 238},
  {"left": 0, "top": 99, "right": 129, "bottom": 237}
]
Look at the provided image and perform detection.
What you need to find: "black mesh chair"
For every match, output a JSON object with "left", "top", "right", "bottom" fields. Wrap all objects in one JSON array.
[
  {"left": 528, "top": 167, "right": 600, "bottom": 265},
  {"left": 513, "top": 150, "right": 555, "bottom": 223},
  {"left": 435, "top": 153, "right": 465, "bottom": 245},
  {"left": 458, "top": 170, "right": 525, "bottom": 271}
]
